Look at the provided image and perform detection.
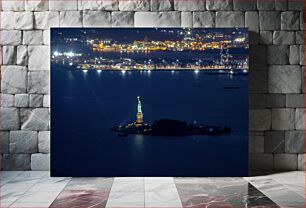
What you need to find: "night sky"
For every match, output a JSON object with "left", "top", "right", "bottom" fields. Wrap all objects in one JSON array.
[{"left": 51, "top": 28, "right": 249, "bottom": 44}]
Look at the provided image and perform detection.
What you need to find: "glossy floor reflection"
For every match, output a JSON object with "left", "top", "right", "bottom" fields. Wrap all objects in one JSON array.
[{"left": 1, "top": 171, "right": 304, "bottom": 208}]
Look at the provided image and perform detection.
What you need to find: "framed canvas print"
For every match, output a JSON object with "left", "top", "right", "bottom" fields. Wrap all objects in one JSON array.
[{"left": 51, "top": 28, "right": 249, "bottom": 176}]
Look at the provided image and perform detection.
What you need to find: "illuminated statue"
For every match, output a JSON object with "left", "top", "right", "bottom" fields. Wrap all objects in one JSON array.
[{"left": 135, "top": 96, "right": 144, "bottom": 127}]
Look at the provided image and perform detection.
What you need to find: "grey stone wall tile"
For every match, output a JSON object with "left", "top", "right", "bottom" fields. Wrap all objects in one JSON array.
[
  {"left": 78, "top": 0, "right": 119, "bottom": 11},
  {"left": 250, "top": 131, "right": 265, "bottom": 136},
  {"left": 249, "top": 71, "right": 268, "bottom": 93},
  {"left": 275, "top": 0, "right": 287, "bottom": 11},
  {"left": 249, "top": 136, "right": 264, "bottom": 153},
  {"left": 10, "top": 131, "right": 38, "bottom": 153},
  {"left": 28, "top": 46, "right": 50, "bottom": 71},
  {"left": 21, "top": 108, "right": 49, "bottom": 131},
  {"left": 286, "top": 94, "right": 304, "bottom": 107},
  {"left": 281, "top": 11, "right": 300, "bottom": 30},
  {"left": 17, "top": 45, "right": 28, "bottom": 66},
  {"left": 134, "top": 12, "right": 181, "bottom": 27},
  {"left": 250, "top": 31, "right": 259, "bottom": 45},
  {"left": 249, "top": 94, "right": 266, "bottom": 109},
  {"left": 49, "top": 0, "right": 78, "bottom": 11},
  {"left": 298, "top": 154, "right": 305, "bottom": 170},
  {"left": 272, "top": 108, "right": 295, "bottom": 130},
  {"left": 300, "top": 12, "right": 304, "bottom": 30},
  {"left": 295, "top": 31, "right": 304, "bottom": 44},
  {"left": 216, "top": 11, "right": 244, "bottom": 27},
  {"left": 193, "top": 12, "right": 215, "bottom": 27},
  {"left": 31, "top": 153, "right": 50, "bottom": 170},
  {"left": 206, "top": 0, "right": 233, "bottom": 10},
  {"left": 83, "top": 11, "right": 112, "bottom": 27},
  {"left": 43, "top": 95, "right": 50, "bottom": 107},
  {"left": 0, "top": 46, "right": 2, "bottom": 66},
  {"left": 29, "top": 94, "right": 44, "bottom": 107},
  {"left": 249, "top": 153, "right": 273, "bottom": 170},
  {"left": 15, "top": 94, "right": 29, "bottom": 108},
  {"left": 233, "top": 0, "right": 256, "bottom": 11},
  {"left": 1, "top": 30, "right": 22, "bottom": 45},
  {"left": 295, "top": 108, "right": 305, "bottom": 130},
  {"left": 1, "top": 66, "right": 27, "bottom": 94},
  {"left": 34, "top": 11, "right": 60, "bottom": 29},
  {"left": 285, "top": 130, "right": 304, "bottom": 153},
  {"left": 112, "top": 12, "right": 134, "bottom": 27},
  {"left": 43, "top": 30, "right": 50, "bottom": 45},
  {"left": 273, "top": 31, "right": 295, "bottom": 45},
  {"left": 245, "top": 11, "right": 259, "bottom": 32},
  {"left": 288, "top": 0, "right": 304, "bottom": 11},
  {"left": 302, "top": 66, "right": 305, "bottom": 93},
  {"left": 28, "top": 71, "right": 50, "bottom": 94},
  {"left": 266, "top": 94, "right": 286, "bottom": 107},
  {"left": 23, "top": 30, "right": 43, "bottom": 45},
  {"left": 38, "top": 131, "right": 50, "bottom": 153},
  {"left": 3, "top": 154, "right": 31, "bottom": 170},
  {"left": 0, "top": 108, "right": 20, "bottom": 130},
  {"left": 267, "top": 45, "right": 289, "bottom": 64},
  {"left": 299, "top": 45, "right": 304, "bottom": 65},
  {"left": 2, "top": 1, "right": 25, "bottom": 11},
  {"left": 119, "top": 0, "right": 150, "bottom": 11},
  {"left": 289, "top": 45, "right": 300, "bottom": 64},
  {"left": 181, "top": 12, "right": 193, "bottom": 27},
  {"left": 25, "top": 0, "right": 49, "bottom": 11},
  {"left": 0, "top": 131, "right": 10, "bottom": 154},
  {"left": 1, "top": 12, "right": 15, "bottom": 29},
  {"left": 246, "top": 11, "right": 259, "bottom": 45},
  {"left": 20, "top": 108, "right": 31, "bottom": 125},
  {"left": 249, "top": 45, "right": 267, "bottom": 70},
  {"left": 257, "top": 0, "right": 274, "bottom": 10},
  {"left": 14, "top": 11, "right": 34, "bottom": 30},
  {"left": 259, "top": 11, "right": 281, "bottom": 31},
  {"left": 174, "top": 0, "right": 205, "bottom": 11},
  {"left": 259, "top": 31, "right": 273, "bottom": 44},
  {"left": 2, "top": 46, "right": 17, "bottom": 65},
  {"left": 264, "top": 131, "right": 285, "bottom": 153},
  {"left": 249, "top": 109, "right": 271, "bottom": 131},
  {"left": 60, "top": 11, "right": 83, "bottom": 27},
  {"left": 151, "top": 0, "right": 173, "bottom": 11},
  {"left": 274, "top": 153, "right": 298, "bottom": 170},
  {"left": 0, "top": 94, "right": 14, "bottom": 107}
]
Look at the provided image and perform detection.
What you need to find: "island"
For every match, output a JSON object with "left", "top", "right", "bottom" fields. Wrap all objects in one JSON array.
[{"left": 110, "top": 96, "right": 232, "bottom": 137}]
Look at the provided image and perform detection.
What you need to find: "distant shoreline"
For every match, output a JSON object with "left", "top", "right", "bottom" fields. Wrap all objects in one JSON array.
[{"left": 52, "top": 64, "right": 249, "bottom": 76}]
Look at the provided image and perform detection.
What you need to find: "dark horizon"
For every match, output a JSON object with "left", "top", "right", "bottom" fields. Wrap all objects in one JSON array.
[{"left": 51, "top": 28, "right": 249, "bottom": 44}]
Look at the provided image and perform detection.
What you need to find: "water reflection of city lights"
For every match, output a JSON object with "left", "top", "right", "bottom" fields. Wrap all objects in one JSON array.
[
  {"left": 97, "top": 70, "right": 102, "bottom": 73},
  {"left": 121, "top": 70, "right": 126, "bottom": 74},
  {"left": 83, "top": 70, "right": 88, "bottom": 73},
  {"left": 194, "top": 70, "right": 199, "bottom": 74}
]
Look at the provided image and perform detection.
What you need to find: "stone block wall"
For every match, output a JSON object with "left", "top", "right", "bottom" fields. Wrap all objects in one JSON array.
[{"left": 0, "top": 0, "right": 304, "bottom": 171}]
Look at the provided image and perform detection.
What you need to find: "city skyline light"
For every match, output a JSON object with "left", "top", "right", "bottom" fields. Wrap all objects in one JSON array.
[{"left": 51, "top": 28, "right": 249, "bottom": 73}]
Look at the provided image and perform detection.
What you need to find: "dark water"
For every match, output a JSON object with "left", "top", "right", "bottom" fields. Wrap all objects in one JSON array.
[{"left": 51, "top": 67, "right": 248, "bottom": 176}]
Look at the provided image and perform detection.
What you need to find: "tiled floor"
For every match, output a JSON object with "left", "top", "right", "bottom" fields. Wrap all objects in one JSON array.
[{"left": 1, "top": 171, "right": 305, "bottom": 208}]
